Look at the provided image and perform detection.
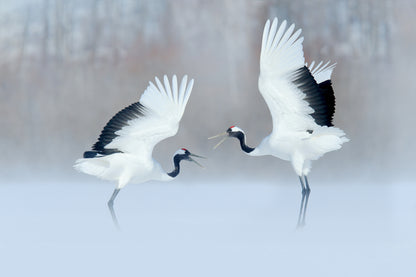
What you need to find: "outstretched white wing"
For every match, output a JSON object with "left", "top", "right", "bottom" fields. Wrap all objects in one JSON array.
[
  {"left": 94, "top": 75, "right": 194, "bottom": 159},
  {"left": 307, "top": 60, "right": 336, "bottom": 84},
  {"left": 258, "top": 18, "right": 336, "bottom": 133}
]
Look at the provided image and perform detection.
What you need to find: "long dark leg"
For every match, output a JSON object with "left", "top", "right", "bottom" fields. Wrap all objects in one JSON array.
[
  {"left": 297, "top": 188, "right": 306, "bottom": 227},
  {"left": 304, "top": 175, "right": 311, "bottom": 192},
  {"left": 297, "top": 176, "right": 306, "bottom": 227},
  {"left": 301, "top": 176, "right": 311, "bottom": 226},
  {"left": 299, "top": 176, "right": 306, "bottom": 192},
  {"left": 300, "top": 190, "right": 310, "bottom": 226},
  {"left": 297, "top": 175, "right": 312, "bottom": 228},
  {"left": 108, "top": 188, "right": 121, "bottom": 229}
]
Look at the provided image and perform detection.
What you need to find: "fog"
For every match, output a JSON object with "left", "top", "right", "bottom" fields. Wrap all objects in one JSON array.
[
  {"left": 1, "top": 180, "right": 415, "bottom": 276},
  {"left": 1, "top": 0, "right": 415, "bottom": 182},
  {"left": 1, "top": 0, "right": 415, "bottom": 276}
]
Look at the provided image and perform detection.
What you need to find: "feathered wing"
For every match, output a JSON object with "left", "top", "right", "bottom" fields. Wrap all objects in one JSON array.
[
  {"left": 258, "top": 18, "right": 336, "bottom": 133},
  {"left": 307, "top": 60, "right": 336, "bottom": 84},
  {"left": 91, "top": 75, "right": 194, "bottom": 159},
  {"left": 307, "top": 61, "right": 337, "bottom": 126}
]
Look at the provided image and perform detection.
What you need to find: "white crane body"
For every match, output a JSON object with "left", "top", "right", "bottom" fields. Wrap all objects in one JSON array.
[
  {"left": 76, "top": 153, "right": 172, "bottom": 188},
  {"left": 210, "top": 17, "right": 348, "bottom": 185},
  {"left": 74, "top": 75, "right": 203, "bottom": 226},
  {"left": 209, "top": 18, "right": 349, "bottom": 226}
]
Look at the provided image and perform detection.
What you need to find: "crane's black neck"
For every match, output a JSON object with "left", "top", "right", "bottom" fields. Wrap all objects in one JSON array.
[
  {"left": 167, "top": 155, "right": 183, "bottom": 178},
  {"left": 234, "top": 132, "right": 255, "bottom": 153}
]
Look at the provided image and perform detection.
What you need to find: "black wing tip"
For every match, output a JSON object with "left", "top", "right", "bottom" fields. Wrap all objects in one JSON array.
[
  {"left": 292, "top": 66, "right": 336, "bottom": 127},
  {"left": 92, "top": 101, "right": 146, "bottom": 154},
  {"left": 83, "top": 149, "right": 121, "bottom": 158},
  {"left": 318, "top": 79, "right": 336, "bottom": 126},
  {"left": 83, "top": 151, "right": 98, "bottom": 158}
]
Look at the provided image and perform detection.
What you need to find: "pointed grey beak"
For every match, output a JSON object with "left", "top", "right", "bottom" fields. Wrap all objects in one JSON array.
[
  {"left": 188, "top": 153, "right": 206, "bottom": 168},
  {"left": 208, "top": 132, "right": 228, "bottom": 149},
  {"left": 208, "top": 132, "right": 227, "bottom": 140},
  {"left": 190, "top": 153, "right": 206, "bottom": 159}
]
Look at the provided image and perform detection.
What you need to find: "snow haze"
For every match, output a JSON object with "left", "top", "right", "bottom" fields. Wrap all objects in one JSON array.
[
  {"left": 1, "top": 180, "right": 415, "bottom": 276},
  {"left": 1, "top": 1, "right": 415, "bottom": 276}
]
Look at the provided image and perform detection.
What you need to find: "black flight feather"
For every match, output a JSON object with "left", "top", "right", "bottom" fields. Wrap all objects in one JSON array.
[
  {"left": 291, "top": 66, "right": 335, "bottom": 127},
  {"left": 318, "top": 80, "right": 336, "bottom": 125},
  {"left": 86, "top": 101, "right": 146, "bottom": 156}
]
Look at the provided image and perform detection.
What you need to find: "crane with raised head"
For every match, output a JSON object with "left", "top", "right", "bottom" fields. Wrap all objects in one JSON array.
[{"left": 210, "top": 18, "right": 349, "bottom": 226}]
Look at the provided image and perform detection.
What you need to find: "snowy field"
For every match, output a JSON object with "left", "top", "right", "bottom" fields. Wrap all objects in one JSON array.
[{"left": 0, "top": 180, "right": 415, "bottom": 277}]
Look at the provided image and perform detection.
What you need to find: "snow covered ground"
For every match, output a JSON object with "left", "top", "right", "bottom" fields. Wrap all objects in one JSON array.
[{"left": 0, "top": 180, "right": 415, "bottom": 277}]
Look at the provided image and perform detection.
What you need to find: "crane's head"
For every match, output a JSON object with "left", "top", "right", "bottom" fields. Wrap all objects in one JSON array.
[
  {"left": 208, "top": 125, "right": 245, "bottom": 149},
  {"left": 173, "top": 148, "right": 205, "bottom": 167}
]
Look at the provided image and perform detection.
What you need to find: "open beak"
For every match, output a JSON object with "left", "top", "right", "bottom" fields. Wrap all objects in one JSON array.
[
  {"left": 189, "top": 153, "right": 206, "bottom": 168},
  {"left": 208, "top": 132, "right": 228, "bottom": 149},
  {"left": 208, "top": 132, "right": 227, "bottom": 140}
]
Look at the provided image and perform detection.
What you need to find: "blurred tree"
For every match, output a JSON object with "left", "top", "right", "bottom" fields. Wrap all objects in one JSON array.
[{"left": 0, "top": 0, "right": 412, "bottom": 182}]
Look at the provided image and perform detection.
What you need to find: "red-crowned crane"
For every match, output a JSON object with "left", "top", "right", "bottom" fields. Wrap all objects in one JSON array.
[
  {"left": 210, "top": 18, "right": 349, "bottom": 226},
  {"left": 74, "top": 75, "right": 204, "bottom": 227}
]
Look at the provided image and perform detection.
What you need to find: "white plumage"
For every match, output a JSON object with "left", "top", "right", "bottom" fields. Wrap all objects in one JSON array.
[
  {"left": 256, "top": 18, "right": 348, "bottom": 176},
  {"left": 210, "top": 17, "right": 349, "bottom": 189},
  {"left": 74, "top": 75, "right": 203, "bottom": 226},
  {"left": 101, "top": 75, "right": 193, "bottom": 165},
  {"left": 307, "top": 61, "right": 336, "bottom": 83}
]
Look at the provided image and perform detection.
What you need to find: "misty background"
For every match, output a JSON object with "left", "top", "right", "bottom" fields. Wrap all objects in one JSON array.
[
  {"left": 1, "top": 0, "right": 414, "bottom": 184},
  {"left": 1, "top": 1, "right": 415, "bottom": 276}
]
